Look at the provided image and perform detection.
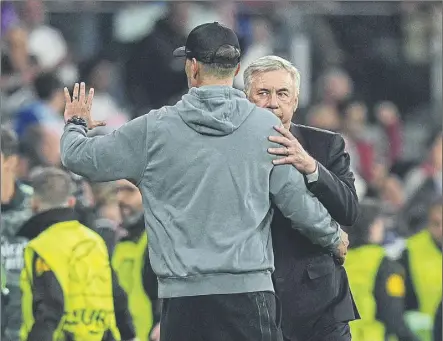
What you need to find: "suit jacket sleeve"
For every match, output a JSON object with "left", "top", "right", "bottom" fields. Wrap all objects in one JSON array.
[
  {"left": 270, "top": 164, "right": 342, "bottom": 251},
  {"left": 306, "top": 133, "right": 359, "bottom": 226},
  {"left": 27, "top": 253, "right": 63, "bottom": 341}
]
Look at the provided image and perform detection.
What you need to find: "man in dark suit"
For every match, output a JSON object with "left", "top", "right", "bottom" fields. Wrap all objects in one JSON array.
[{"left": 244, "top": 55, "right": 360, "bottom": 341}]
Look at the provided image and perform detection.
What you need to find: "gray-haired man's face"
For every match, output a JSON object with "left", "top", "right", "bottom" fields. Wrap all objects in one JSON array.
[
  {"left": 116, "top": 179, "right": 144, "bottom": 227},
  {"left": 247, "top": 69, "right": 298, "bottom": 129}
]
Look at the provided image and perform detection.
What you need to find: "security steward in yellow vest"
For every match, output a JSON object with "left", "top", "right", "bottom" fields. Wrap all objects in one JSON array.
[
  {"left": 112, "top": 180, "right": 158, "bottom": 341},
  {"left": 400, "top": 197, "right": 442, "bottom": 341},
  {"left": 345, "top": 199, "right": 419, "bottom": 341},
  {"left": 17, "top": 168, "right": 136, "bottom": 341}
]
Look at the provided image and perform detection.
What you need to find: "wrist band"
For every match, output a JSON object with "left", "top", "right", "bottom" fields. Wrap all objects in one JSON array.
[{"left": 66, "top": 116, "right": 88, "bottom": 129}]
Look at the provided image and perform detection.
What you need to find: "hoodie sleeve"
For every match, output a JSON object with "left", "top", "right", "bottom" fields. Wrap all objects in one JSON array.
[
  {"left": 60, "top": 115, "right": 155, "bottom": 184},
  {"left": 269, "top": 164, "right": 342, "bottom": 252}
]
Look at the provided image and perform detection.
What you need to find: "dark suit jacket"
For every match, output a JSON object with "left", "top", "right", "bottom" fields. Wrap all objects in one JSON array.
[{"left": 272, "top": 124, "right": 360, "bottom": 341}]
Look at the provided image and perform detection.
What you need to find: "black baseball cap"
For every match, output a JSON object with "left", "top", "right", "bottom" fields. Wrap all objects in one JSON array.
[{"left": 173, "top": 22, "right": 241, "bottom": 65}]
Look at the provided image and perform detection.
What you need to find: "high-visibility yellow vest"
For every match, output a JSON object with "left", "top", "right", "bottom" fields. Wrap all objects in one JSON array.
[
  {"left": 112, "top": 232, "right": 153, "bottom": 341},
  {"left": 20, "top": 220, "right": 120, "bottom": 341},
  {"left": 346, "top": 245, "right": 386, "bottom": 341},
  {"left": 406, "top": 230, "right": 442, "bottom": 341}
]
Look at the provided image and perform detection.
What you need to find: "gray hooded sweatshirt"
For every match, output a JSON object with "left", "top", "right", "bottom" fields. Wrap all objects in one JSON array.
[{"left": 61, "top": 86, "right": 342, "bottom": 298}]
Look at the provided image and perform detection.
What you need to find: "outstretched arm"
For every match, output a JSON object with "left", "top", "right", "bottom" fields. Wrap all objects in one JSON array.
[{"left": 60, "top": 82, "right": 155, "bottom": 183}]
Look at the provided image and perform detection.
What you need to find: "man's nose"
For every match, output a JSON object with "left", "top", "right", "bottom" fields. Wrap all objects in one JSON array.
[{"left": 267, "top": 93, "right": 279, "bottom": 110}]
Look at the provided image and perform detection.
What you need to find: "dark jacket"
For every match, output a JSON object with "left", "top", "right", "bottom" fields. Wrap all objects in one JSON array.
[
  {"left": 17, "top": 208, "right": 136, "bottom": 341},
  {"left": 347, "top": 200, "right": 418, "bottom": 341},
  {"left": 403, "top": 177, "right": 441, "bottom": 236},
  {"left": 400, "top": 237, "right": 442, "bottom": 312},
  {"left": 1, "top": 182, "right": 33, "bottom": 340},
  {"left": 272, "top": 124, "right": 360, "bottom": 341},
  {"left": 374, "top": 258, "right": 420, "bottom": 341}
]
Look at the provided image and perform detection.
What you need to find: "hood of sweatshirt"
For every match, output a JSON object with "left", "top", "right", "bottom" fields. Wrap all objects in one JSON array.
[{"left": 176, "top": 85, "right": 257, "bottom": 136}]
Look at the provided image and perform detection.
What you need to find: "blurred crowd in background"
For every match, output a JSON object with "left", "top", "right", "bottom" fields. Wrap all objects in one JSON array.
[{"left": 1, "top": 1, "right": 442, "bottom": 340}]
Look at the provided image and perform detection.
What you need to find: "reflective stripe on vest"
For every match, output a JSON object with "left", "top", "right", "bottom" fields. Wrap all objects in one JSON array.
[
  {"left": 407, "top": 229, "right": 442, "bottom": 341},
  {"left": 345, "top": 245, "right": 386, "bottom": 341},
  {"left": 112, "top": 232, "right": 153, "bottom": 340},
  {"left": 20, "top": 220, "right": 120, "bottom": 341}
]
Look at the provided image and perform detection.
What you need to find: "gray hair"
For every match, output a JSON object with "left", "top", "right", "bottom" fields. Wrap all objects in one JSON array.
[
  {"left": 30, "top": 167, "right": 76, "bottom": 210},
  {"left": 243, "top": 55, "right": 301, "bottom": 96}
]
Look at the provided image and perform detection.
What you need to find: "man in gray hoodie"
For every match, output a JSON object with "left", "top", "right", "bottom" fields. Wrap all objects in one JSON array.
[{"left": 60, "top": 22, "right": 347, "bottom": 341}]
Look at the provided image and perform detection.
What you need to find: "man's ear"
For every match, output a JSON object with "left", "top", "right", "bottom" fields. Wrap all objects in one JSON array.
[
  {"left": 191, "top": 58, "right": 199, "bottom": 79},
  {"left": 67, "top": 196, "right": 77, "bottom": 208},
  {"left": 234, "top": 63, "right": 241, "bottom": 77},
  {"left": 293, "top": 95, "right": 299, "bottom": 113}
]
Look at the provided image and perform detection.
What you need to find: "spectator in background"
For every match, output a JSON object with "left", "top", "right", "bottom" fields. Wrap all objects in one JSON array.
[
  {"left": 234, "top": 17, "right": 274, "bottom": 89},
  {"left": 401, "top": 197, "right": 442, "bottom": 341},
  {"left": 316, "top": 67, "right": 354, "bottom": 112},
  {"left": 21, "top": 0, "right": 68, "bottom": 73},
  {"left": 403, "top": 129, "right": 442, "bottom": 233},
  {"left": 125, "top": 2, "right": 189, "bottom": 115},
  {"left": 0, "top": 25, "right": 39, "bottom": 119},
  {"left": 14, "top": 71, "right": 65, "bottom": 139},
  {"left": 342, "top": 101, "right": 375, "bottom": 182},
  {"left": 304, "top": 104, "right": 368, "bottom": 198},
  {"left": 342, "top": 101, "right": 404, "bottom": 186},
  {"left": 0, "top": 126, "right": 34, "bottom": 341},
  {"left": 112, "top": 180, "right": 156, "bottom": 341},
  {"left": 404, "top": 128, "right": 442, "bottom": 197},
  {"left": 305, "top": 103, "right": 342, "bottom": 132},
  {"left": 16, "top": 125, "right": 61, "bottom": 183},
  {"left": 374, "top": 101, "right": 403, "bottom": 166},
  {"left": 90, "top": 181, "right": 122, "bottom": 255},
  {"left": 80, "top": 56, "right": 129, "bottom": 134},
  {"left": 345, "top": 199, "right": 419, "bottom": 341},
  {"left": 0, "top": 25, "right": 39, "bottom": 94},
  {"left": 366, "top": 161, "right": 406, "bottom": 217},
  {"left": 17, "top": 167, "right": 136, "bottom": 341}
]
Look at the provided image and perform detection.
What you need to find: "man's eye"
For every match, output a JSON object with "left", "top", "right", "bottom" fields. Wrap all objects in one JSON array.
[
  {"left": 258, "top": 91, "right": 268, "bottom": 96},
  {"left": 278, "top": 92, "right": 289, "bottom": 98}
]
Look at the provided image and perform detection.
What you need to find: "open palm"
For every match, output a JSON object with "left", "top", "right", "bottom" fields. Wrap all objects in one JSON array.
[{"left": 64, "top": 82, "right": 106, "bottom": 129}]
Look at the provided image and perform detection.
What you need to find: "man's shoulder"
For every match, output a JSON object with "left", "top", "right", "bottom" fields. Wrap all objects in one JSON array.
[
  {"left": 293, "top": 124, "right": 340, "bottom": 140},
  {"left": 248, "top": 106, "right": 282, "bottom": 127}
]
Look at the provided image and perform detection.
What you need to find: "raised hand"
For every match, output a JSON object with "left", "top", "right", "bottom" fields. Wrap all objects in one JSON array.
[{"left": 64, "top": 82, "right": 106, "bottom": 129}]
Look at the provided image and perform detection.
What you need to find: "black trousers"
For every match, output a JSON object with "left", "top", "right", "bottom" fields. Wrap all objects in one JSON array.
[
  {"left": 283, "top": 322, "right": 351, "bottom": 341},
  {"left": 160, "top": 291, "right": 283, "bottom": 341}
]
